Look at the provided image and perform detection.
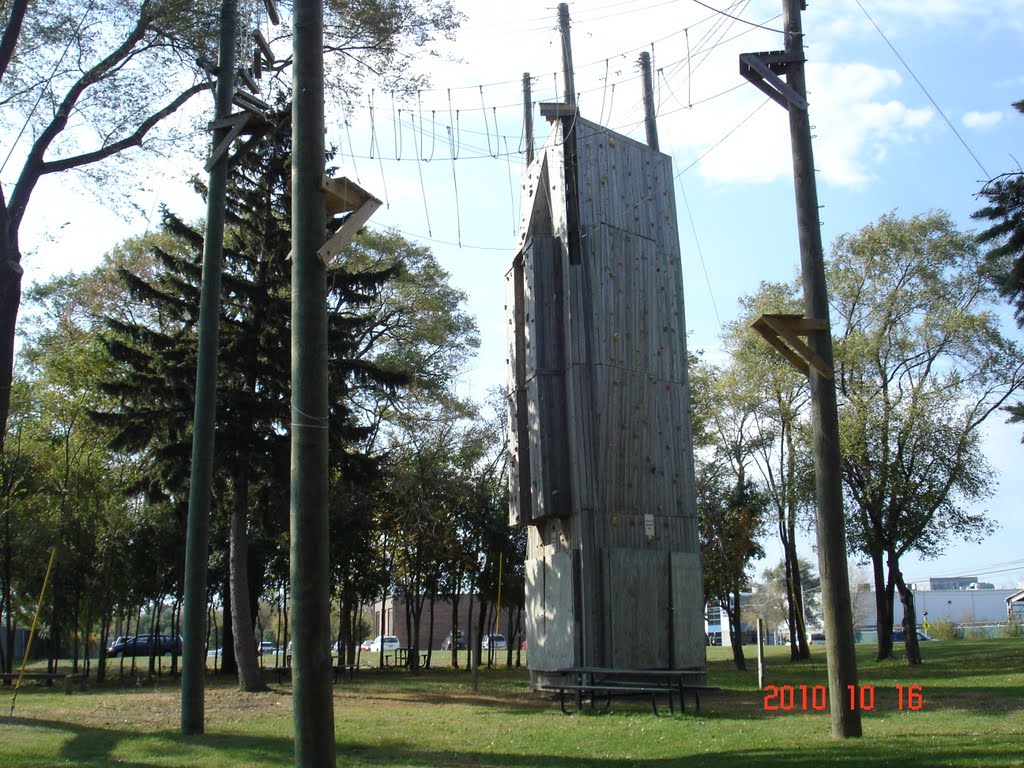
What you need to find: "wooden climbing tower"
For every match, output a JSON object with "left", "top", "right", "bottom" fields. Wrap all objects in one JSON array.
[{"left": 506, "top": 108, "right": 706, "bottom": 684}]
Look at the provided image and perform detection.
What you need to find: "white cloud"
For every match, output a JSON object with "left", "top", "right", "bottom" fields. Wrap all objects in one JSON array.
[
  {"left": 804, "top": 63, "right": 933, "bottom": 188},
  {"left": 962, "top": 110, "right": 1004, "bottom": 129}
]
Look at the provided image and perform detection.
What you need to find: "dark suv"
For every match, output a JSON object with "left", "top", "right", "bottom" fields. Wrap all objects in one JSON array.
[
  {"left": 108, "top": 634, "right": 182, "bottom": 657},
  {"left": 441, "top": 630, "right": 466, "bottom": 651}
]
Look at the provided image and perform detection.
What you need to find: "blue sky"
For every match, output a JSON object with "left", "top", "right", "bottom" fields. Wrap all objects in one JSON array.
[{"left": 17, "top": 0, "right": 1024, "bottom": 587}]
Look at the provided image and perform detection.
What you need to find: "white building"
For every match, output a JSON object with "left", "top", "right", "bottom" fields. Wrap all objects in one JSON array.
[{"left": 853, "top": 587, "right": 1018, "bottom": 627}]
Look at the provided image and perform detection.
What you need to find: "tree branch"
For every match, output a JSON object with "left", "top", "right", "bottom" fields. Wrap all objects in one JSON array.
[
  {"left": 39, "top": 80, "right": 213, "bottom": 176},
  {"left": 7, "top": 7, "right": 153, "bottom": 228},
  {"left": 0, "top": 0, "right": 29, "bottom": 82}
]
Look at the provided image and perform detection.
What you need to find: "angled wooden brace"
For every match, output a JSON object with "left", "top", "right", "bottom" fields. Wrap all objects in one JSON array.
[
  {"left": 751, "top": 314, "right": 833, "bottom": 379},
  {"left": 318, "top": 176, "right": 382, "bottom": 266},
  {"left": 253, "top": 29, "right": 275, "bottom": 65},
  {"left": 204, "top": 111, "right": 252, "bottom": 172},
  {"left": 739, "top": 51, "right": 807, "bottom": 111},
  {"left": 236, "top": 67, "right": 258, "bottom": 94},
  {"left": 263, "top": 0, "right": 280, "bottom": 26}
]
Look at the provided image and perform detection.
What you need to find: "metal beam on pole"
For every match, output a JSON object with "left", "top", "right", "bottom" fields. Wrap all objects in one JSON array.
[
  {"left": 181, "top": 0, "right": 237, "bottom": 737},
  {"left": 291, "top": 0, "right": 336, "bottom": 764}
]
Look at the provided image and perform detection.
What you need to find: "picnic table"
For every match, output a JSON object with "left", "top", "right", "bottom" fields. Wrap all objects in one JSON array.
[
  {"left": 384, "top": 648, "right": 429, "bottom": 668},
  {"left": 540, "top": 667, "right": 718, "bottom": 715}
]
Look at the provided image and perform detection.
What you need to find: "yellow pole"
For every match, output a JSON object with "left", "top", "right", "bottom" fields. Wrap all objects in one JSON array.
[
  {"left": 9, "top": 546, "right": 57, "bottom": 720},
  {"left": 494, "top": 553, "right": 503, "bottom": 636}
]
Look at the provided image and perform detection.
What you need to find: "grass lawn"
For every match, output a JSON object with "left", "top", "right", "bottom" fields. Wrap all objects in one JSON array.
[{"left": 1, "top": 640, "right": 1021, "bottom": 767}]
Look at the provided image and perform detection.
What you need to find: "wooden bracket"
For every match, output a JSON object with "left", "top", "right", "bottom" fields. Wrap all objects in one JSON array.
[
  {"left": 263, "top": 0, "right": 280, "bottom": 25},
  {"left": 253, "top": 29, "right": 275, "bottom": 65},
  {"left": 204, "top": 111, "right": 252, "bottom": 172},
  {"left": 539, "top": 102, "right": 578, "bottom": 122},
  {"left": 751, "top": 314, "right": 833, "bottom": 379},
  {"left": 739, "top": 51, "right": 807, "bottom": 111},
  {"left": 286, "top": 176, "right": 382, "bottom": 266},
  {"left": 317, "top": 176, "right": 382, "bottom": 265},
  {"left": 233, "top": 88, "right": 270, "bottom": 117},
  {"left": 236, "top": 67, "right": 258, "bottom": 94}
]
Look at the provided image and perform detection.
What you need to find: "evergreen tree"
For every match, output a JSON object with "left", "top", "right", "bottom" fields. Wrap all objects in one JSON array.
[
  {"left": 973, "top": 99, "right": 1024, "bottom": 433},
  {"left": 96, "top": 107, "right": 404, "bottom": 690}
]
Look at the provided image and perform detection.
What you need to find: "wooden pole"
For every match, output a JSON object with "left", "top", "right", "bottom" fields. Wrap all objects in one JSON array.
[
  {"left": 181, "top": 0, "right": 237, "bottom": 736},
  {"left": 523, "top": 73, "right": 534, "bottom": 164},
  {"left": 782, "top": 0, "right": 861, "bottom": 738},
  {"left": 639, "top": 51, "right": 659, "bottom": 151},
  {"left": 558, "top": 3, "right": 575, "bottom": 106},
  {"left": 756, "top": 618, "right": 766, "bottom": 690},
  {"left": 291, "top": 0, "right": 336, "bottom": 763}
]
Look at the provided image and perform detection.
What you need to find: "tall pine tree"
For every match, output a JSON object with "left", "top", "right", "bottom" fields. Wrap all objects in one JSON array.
[
  {"left": 96, "top": 106, "right": 403, "bottom": 690},
  {"left": 974, "top": 99, "right": 1024, "bottom": 433}
]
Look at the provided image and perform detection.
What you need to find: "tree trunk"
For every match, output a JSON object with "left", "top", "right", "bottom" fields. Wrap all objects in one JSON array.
[
  {"left": 0, "top": 225, "right": 23, "bottom": 460},
  {"left": 871, "top": 550, "right": 895, "bottom": 660},
  {"left": 726, "top": 594, "right": 747, "bottom": 671},
  {"left": 339, "top": 590, "right": 351, "bottom": 667},
  {"left": 426, "top": 592, "right": 436, "bottom": 670},
  {"left": 3, "top": 469, "right": 14, "bottom": 676},
  {"left": 148, "top": 599, "right": 161, "bottom": 677},
  {"left": 220, "top": 570, "right": 237, "bottom": 676},
  {"left": 888, "top": 553, "right": 922, "bottom": 665},
  {"left": 786, "top": 526, "right": 809, "bottom": 660},
  {"left": 228, "top": 460, "right": 267, "bottom": 691},
  {"left": 473, "top": 596, "right": 487, "bottom": 689},
  {"left": 449, "top": 580, "right": 461, "bottom": 668}
]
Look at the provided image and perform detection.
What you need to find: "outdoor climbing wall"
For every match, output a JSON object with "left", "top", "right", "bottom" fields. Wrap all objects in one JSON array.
[{"left": 507, "top": 115, "right": 705, "bottom": 683}]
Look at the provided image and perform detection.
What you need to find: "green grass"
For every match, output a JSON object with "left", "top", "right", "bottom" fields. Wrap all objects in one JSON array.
[{"left": 1, "top": 640, "right": 1021, "bottom": 767}]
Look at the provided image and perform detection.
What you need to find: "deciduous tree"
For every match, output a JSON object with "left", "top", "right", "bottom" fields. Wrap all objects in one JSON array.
[{"left": 830, "top": 211, "right": 1024, "bottom": 663}]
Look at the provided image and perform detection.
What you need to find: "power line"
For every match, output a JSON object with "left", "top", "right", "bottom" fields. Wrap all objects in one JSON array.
[
  {"left": 675, "top": 96, "right": 771, "bottom": 177},
  {"left": 678, "top": 178, "right": 723, "bottom": 330},
  {"left": 690, "top": 0, "right": 784, "bottom": 34},
  {"left": 853, "top": 0, "right": 990, "bottom": 179}
]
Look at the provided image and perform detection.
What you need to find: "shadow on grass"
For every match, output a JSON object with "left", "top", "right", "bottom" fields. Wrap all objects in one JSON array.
[
  {"left": 8, "top": 707, "right": 1024, "bottom": 768},
  {"left": 334, "top": 738, "right": 1024, "bottom": 768},
  {"left": 7, "top": 716, "right": 294, "bottom": 768}
]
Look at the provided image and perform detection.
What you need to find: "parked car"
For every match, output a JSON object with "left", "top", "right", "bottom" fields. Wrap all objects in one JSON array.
[
  {"left": 258, "top": 641, "right": 276, "bottom": 654},
  {"left": 893, "top": 629, "right": 932, "bottom": 642},
  {"left": 366, "top": 635, "right": 401, "bottom": 653},
  {"left": 441, "top": 630, "right": 466, "bottom": 651},
  {"left": 359, "top": 638, "right": 374, "bottom": 652},
  {"left": 108, "top": 634, "right": 182, "bottom": 657},
  {"left": 482, "top": 634, "right": 506, "bottom": 651},
  {"left": 808, "top": 632, "right": 826, "bottom": 645}
]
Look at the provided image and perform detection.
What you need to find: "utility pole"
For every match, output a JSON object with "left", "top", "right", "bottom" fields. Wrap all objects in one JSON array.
[
  {"left": 523, "top": 73, "right": 534, "bottom": 164},
  {"left": 742, "top": 0, "right": 861, "bottom": 738},
  {"left": 782, "top": 0, "right": 861, "bottom": 738},
  {"left": 181, "top": 0, "right": 237, "bottom": 737},
  {"left": 558, "top": 3, "right": 576, "bottom": 105},
  {"left": 290, "top": 0, "right": 335, "bottom": 763},
  {"left": 639, "top": 51, "right": 659, "bottom": 151}
]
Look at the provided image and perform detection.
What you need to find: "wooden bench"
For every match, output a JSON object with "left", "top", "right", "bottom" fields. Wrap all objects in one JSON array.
[
  {"left": 333, "top": 664, "right": 358, "bottom": 682},
  {"left": 540, "top": 682, "right": 679, "bottom": 715},
  {"left": 677, "top": 684, "right": 719, "bottom": 712}
]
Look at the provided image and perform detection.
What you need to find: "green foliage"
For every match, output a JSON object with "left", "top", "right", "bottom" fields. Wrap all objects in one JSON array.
[
  {"left": 1003, "top": 619, "right": 1023, "bottom": 638},
  {"left": 930, "top": 617, "right": 960, "bottom": 640},
  {"left": 830, "top": 211, "right": 1022, "bottom": 560},
  {"left": 974, "top": 100, "right": 1024, "bottom": 327}
]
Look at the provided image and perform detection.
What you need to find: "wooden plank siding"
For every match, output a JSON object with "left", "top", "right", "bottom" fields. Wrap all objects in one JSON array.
[{"left": 509, "top": 115, "right": 704, "bottom": 680}]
